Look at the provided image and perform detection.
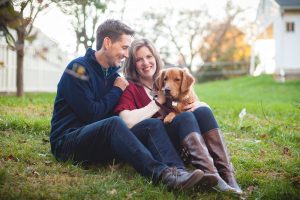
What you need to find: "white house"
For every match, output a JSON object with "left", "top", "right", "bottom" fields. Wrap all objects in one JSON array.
[
  {"left": 251, "top": 0, "right": 300, "bottom": 80},
  {"left": 0, "top": 27, "right": 69, "bottom": 93}
]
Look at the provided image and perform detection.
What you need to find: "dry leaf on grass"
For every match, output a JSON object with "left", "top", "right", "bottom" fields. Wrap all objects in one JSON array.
[{"left": 283, "top": 147, "right": 292, "bottom": 156}]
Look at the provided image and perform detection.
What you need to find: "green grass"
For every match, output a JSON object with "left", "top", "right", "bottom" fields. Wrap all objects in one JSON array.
[{"left": 0, "top": 75, "right": 299, "bottom": 199}]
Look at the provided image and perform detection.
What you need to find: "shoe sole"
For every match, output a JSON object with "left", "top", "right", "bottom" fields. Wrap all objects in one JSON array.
[
  {"left": 198, "top": 174, "right": 218, "bottom": 187},
  {"left": 180, "top": 170, "right": 204, "bottom": 190}
]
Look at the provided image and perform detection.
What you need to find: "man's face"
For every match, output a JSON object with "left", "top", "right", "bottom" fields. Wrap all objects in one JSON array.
[{"left": 106, "top": 34, "right": 132, "bottom": 67}]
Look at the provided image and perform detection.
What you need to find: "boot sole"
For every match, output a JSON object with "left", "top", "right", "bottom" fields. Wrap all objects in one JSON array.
[
  {"left": 198, "top": 174, "right": 218, "bottom": 187},
  {"left": 180, "top": 170, "right": 204, "bottom": 190}
]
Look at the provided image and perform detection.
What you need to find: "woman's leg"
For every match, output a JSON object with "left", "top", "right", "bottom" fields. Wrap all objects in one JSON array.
[
  {"left": 130, "top": 118, "right": 183, "bottom": 168},
  {"left": 165, "top": 112, "right": 234, "bottom": 192},
  {"left": 193, "top": 106, "right": 242, "bottom": 194}
]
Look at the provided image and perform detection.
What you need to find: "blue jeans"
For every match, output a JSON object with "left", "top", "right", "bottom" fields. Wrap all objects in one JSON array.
[
  {"left": 165, "top": 106, "right": 219, "bottom": 151},
  {"left": 51, "top": 116, "right": 184, "bottom": 182}
]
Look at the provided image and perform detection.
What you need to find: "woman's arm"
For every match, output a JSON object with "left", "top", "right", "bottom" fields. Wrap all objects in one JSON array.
[
  {"left": 184, "top": 100, "right": 211, "bottom": 112},
  {"left": 119, "top": 100, "right": 160, "bottom": 128}
]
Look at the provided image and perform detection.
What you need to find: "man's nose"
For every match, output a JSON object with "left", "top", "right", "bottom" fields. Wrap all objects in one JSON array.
[{"left": 124, "top": 49, "right": 129, "bottom": 58}]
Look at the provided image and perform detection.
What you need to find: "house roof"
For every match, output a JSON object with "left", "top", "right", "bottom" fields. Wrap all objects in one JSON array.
[{"left": 275, "top": 0, "right": 300, "bottom": 9}]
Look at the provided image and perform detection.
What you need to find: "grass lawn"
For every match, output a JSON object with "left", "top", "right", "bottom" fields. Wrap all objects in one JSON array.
[{"left": 0, "top": 75, "right": 299, "bottom": 199}]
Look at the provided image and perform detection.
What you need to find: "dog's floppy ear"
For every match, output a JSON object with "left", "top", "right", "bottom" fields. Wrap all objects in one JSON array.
[
  {"left": 180, "top": 68, "right": 195, "bottom": 93},
  {"left": 154, "top": 70, "right": 166, "bottom": 91}
]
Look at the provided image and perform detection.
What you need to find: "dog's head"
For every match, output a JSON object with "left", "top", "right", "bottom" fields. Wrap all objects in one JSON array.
[{"left": 154, "top": 67, "right": 195, "bottom": 100}]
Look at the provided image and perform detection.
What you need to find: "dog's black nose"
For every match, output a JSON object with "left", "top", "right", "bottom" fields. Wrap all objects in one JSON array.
[{"left": 164, "top": 88, "right": 171, "bottom": 95}]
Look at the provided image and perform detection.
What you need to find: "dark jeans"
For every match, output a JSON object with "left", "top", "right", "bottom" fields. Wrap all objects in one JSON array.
[
  {"left": 165, "top": 106, "right": 219, "bottom": 151},
  {"left": 51, "top": 116, "right": 184, "bottom": 182}
]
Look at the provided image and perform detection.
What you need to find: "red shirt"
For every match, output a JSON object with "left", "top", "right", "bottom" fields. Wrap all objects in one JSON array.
[{"left": 114, "top": 81, "right": 160, "bottom": 118}]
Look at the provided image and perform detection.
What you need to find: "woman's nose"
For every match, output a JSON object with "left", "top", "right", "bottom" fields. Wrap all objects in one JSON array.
[{"left": 142, "top": 58, "right": 149, "bottom": 65}]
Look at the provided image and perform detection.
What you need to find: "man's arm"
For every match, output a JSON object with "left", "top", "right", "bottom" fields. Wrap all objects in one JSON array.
[{"left": 60, "top": 65, "right": 127, "bottom": 123}]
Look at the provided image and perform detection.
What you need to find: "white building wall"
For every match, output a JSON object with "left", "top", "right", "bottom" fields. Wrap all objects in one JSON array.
[
  {"left": 0, "top": 43, "right": 68, "bottom": 93},
  {"left": 0, "top": 26, "right": 71, "bottom": 93},
  {"left": 252, "top": 39, "right": 276, "bottom": 76},
  {"left": 282, "top": 13, "right": 300, "bottom": 69},
  {"left": 274, "top": 14, "right": 284, "bottom": 74}
]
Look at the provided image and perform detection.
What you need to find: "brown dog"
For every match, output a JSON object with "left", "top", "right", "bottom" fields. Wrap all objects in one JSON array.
[{"left": 154, "top": 67, "right": 198, "bottom": 123}]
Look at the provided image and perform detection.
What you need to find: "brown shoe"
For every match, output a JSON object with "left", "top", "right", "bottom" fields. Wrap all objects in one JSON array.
[
  {"left": 161, "top": 167, "right": 204, "bottom": 190},
  {"left": 182, "top": 132, "right": 235, "bottom": 192},
  {"left": 202, "top": 128, "right": 243, "bottom": 195}
]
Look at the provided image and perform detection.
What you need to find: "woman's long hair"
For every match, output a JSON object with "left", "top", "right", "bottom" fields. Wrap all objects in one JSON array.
[{"left": 123, "top": 38, "right": 163, "bottom": 84}]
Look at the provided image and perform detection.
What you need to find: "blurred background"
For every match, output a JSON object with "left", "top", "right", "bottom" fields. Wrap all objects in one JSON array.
[{"left": 0, "top": 0, "right": 299, "bottom": 96}]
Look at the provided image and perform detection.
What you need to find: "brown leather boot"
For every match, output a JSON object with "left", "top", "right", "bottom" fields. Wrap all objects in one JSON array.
[
  {"left": 202, "top": 128, "right": 243, "bottom": 195},
  {"left": 182, "top": 132, "right": 235, "bottom": 192}
]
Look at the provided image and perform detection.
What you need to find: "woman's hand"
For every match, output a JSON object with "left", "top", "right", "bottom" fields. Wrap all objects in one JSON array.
[{"left": 184, "top": 100, "right": 211, "bottom": 112}]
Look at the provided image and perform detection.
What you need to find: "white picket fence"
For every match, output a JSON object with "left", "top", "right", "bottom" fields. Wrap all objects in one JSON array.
[{"left": 0, "top": 43, "right": 68, "bottom": 93}]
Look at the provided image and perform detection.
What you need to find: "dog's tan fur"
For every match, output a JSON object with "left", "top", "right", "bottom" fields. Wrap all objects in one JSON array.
[{"left": 154, "top": 67, "right": 198, "bottom": 123}]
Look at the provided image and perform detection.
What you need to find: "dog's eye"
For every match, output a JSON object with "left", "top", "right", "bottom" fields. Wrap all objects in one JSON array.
[
  {"left": 164, "top": 77, "right": 168, "bottom": 81},
  {"left": 174, "top": 78, "right": 181, "bottom": 82}
]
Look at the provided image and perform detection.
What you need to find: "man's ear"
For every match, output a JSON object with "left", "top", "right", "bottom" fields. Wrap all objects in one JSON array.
[
  {"left": 154, "top": 70, "right": 166, "bottom": 91},
  {"left": 180, "top": 68, "right": 195, "bottom": 94},
  {"left": 103, "top": 37, "right": 111, "bottom": 50}
]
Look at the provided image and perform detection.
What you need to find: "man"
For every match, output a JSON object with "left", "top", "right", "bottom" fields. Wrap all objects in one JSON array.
[{"left": 50, "top": 19, "right": 204, "bottom": 190}]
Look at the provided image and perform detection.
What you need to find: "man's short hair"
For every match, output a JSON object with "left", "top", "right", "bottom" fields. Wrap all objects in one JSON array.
[{"left": 96, "top": 19, "right": 135, "bottom": 50}]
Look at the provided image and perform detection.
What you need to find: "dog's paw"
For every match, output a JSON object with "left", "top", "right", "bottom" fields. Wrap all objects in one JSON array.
[{"left": 164, "top": 113, "right": 176, "bottom": 123}]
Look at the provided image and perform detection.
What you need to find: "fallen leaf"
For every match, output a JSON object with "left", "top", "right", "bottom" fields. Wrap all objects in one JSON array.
[
  {"left": 5, "top": 155, "right": 19, "bottom": 162},
  {"left": 260, "top": 150, "right": 266, "bottom": 157},
  {"left": 239, "top": 108, "right": 247, "bottom": 119},
  {"left": 108, "top": 188, "right": 117, "bottom": 195},
  {"left": 260, "top": 134, "right": 268, "bottom": 139},
  {"left": 247, "top": 185, "right": 255, "bottom": 194},
  {"left": 32, "top": 170, "right": 40, "bottom": 177},
  {"left": 44, "top": 160, "right": 52, "bottom": 165},
  {"left": 283, "top": 147, "right": 292, "bottom": 156},
  {"left": 25, "top": 167, "right": 40, "bottom": 177}
]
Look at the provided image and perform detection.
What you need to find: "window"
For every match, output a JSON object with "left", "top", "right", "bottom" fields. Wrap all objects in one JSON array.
[{"left": 286, "top": 22, "right": 295, "bottom": 32}]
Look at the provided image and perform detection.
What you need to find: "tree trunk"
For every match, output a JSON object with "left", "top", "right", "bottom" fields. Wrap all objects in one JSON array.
[{"left": 16, "top": 28, "right": 25, "bottom": 97}]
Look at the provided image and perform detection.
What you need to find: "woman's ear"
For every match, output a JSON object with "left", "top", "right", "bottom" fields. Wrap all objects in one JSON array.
[
  {"left": 180, "top": 68, "right": 195, "bottom": 94},
  {"left": 154, "top": 70, "right": 166, "bottom": 91}
]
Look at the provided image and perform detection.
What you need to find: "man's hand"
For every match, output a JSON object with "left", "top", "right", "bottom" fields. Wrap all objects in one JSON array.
[{"left": 114, "top": 77, "right": 129, "bottom": 91}]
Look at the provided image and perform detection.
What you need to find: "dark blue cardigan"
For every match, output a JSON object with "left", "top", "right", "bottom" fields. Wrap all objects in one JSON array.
[{"left": 50, "top": 48, "right": 122, "bottom": 146}]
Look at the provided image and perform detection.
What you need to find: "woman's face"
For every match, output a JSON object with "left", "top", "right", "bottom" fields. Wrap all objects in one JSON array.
[{"left": 135, "top": 46, "right": 157, "bottom": 81}]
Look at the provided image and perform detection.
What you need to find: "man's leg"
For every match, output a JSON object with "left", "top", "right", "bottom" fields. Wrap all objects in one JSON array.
[{"left": 55, "top": 116, "right": 166, "bottom": 181}]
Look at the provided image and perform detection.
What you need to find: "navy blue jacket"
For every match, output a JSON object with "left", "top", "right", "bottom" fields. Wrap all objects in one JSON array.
[{"left": 50, "top": 48, "right": 122, "bottom": 147}]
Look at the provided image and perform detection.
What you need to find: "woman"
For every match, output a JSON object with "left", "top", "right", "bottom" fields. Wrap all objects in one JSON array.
[{"left": 114, "top": 39, "right": 242, "bottom": 194}]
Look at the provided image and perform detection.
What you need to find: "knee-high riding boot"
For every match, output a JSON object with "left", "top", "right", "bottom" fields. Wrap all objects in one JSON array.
[
  {"left": 202, "top": 128, "right": 243, "bottom": 194},
  {"left": 182, "top": 132, "right": 235, "bottom": 192}
]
